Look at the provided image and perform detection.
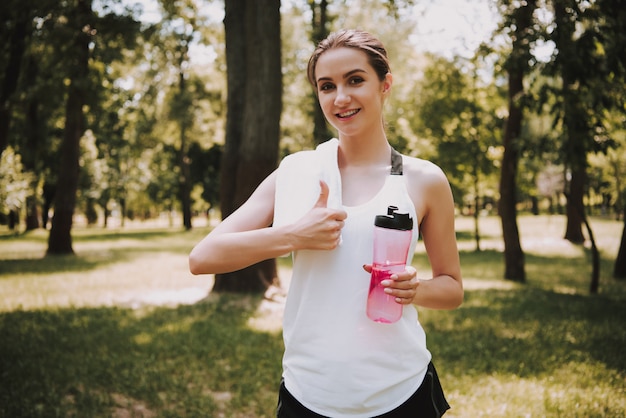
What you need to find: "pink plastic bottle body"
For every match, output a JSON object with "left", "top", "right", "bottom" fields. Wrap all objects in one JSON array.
[{"left": 366, "top": 225, "right": 412, "bottom": 323}]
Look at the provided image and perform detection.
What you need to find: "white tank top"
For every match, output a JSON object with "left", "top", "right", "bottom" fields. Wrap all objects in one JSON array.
[{"left": 276, "top": 143, "right": 431, "bottom": 417}]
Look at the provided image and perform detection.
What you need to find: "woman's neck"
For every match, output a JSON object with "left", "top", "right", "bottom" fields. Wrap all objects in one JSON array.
[{"left": 337, "top": 131, "right": 391, "bottom": 168}]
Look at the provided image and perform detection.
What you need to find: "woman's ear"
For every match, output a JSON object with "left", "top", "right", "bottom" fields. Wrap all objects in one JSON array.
[{"left": 382, "top": 72, "right": 393, "bottom": 94}]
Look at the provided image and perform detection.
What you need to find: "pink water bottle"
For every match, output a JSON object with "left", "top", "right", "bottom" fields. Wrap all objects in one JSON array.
[{"left": 367, "top": 205, "right": 413, "bottom": 323}]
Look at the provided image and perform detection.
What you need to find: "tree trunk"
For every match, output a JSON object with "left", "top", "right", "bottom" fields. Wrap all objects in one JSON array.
[
  {"left": 0, "top": 12, "right": 28, "bottom": 155},
  {"left": 214, "top": 0, "right": 282, "bottom": 293},
  {"left": 472, "top": 163, "right": 481, "bottom": 252},
  {"left": 178, "top": 69, "right": 192, "bottom": 231},
  {"left": 612, "top": 158, "right": 623, "bottom": 220},
  {"left": 8, "top": 210, "right": 19, "bottom": 231},
  {"left": 499, "top": 71, "right": 525, "bottom": 282},
  {"left": 582, "top": 214, "right": 600, "bottom": 294},
  {"left": 614, "top": 206, "right": 626, "bottom": 279},
  {"left": 219, "top": 2, "right": 245, "bottom": 220},
  {"left": 24, "top": 87, "right": 41, "bottom": 231},
  {"left": 553, "top": 0, "right": 586, "bottom": 244},
  {"left": 25, "top": 195, "right": 40, "bottom": 230},
  {"left": 179, "top": 137, "right": 192, "bottom": 230},
  {"left": 47, "top": 0, "right": 92, "bottom": 255},
  {"left": 103, "top": 203, "right": 109, "bottom": 228},
  {"left": 498, "top": 0, "right": 536, "bottom": 283},
  {"left": 564, "top": 167, "right": 586, "bottom": 243},
  {"left": 310, "top": 0, "right": 332, "bottom": 146},
  {"left": 119, "top": 197, "right": 126, "bottom": 227},
  {"left": 42, "top": 183, "right": 55, "bottom": 229}
]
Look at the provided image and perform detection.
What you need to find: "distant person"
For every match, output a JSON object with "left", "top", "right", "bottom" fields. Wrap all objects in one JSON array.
[{"left": 189, "top": 29, "right": 463, "bottom": 417}]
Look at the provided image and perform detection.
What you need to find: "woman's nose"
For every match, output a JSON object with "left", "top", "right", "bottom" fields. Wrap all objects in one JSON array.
[{"left": 334, "top": 87, "right": 350, "bottom": 106}]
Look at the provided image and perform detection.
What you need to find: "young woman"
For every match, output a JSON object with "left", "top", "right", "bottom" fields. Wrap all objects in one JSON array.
[{"left": 189, "top": 29, "right": 463, "bottom": 418}]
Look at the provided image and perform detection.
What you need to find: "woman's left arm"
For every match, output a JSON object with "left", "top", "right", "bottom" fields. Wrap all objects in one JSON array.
[{"left": 381, "top": 158, "right": 463, "bottom": 310}]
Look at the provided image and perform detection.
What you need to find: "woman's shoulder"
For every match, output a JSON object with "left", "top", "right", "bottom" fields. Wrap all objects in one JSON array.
[
  {"left": 401, "top": 155, "right": 448, "bottom": 184},
  {"left": 276, "top": 150, "right": 318, "bottom": 177},
  {"left": 279, "top": 149, "right": 316, "bottom": 166},
  {"left": 401, "top": 155, "right": 455, "bottom": 219}
]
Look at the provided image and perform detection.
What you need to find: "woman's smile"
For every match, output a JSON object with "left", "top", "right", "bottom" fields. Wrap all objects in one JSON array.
[{"left": 337, "top": 108, "right": 361, "bottom": 119}]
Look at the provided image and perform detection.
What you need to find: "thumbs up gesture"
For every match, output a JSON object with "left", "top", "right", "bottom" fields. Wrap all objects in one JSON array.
[
  {"left": 315, "top": 179, "right": 332, "bottom": 209},
  {"left": 290, "top": 181, "right": 347, "bottom": 251}
]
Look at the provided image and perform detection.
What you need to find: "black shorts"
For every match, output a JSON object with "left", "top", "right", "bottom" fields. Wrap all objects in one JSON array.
[{"left": 276, "top": 361, "right": 450, "bottom": 418}]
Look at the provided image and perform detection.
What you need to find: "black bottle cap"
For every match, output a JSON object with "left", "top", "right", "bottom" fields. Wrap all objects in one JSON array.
[{"left": 374, "top": 205, "right": 413, "bottom": 231}]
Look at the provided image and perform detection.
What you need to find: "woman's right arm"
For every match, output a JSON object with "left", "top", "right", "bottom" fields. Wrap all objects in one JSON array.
[{"left": 189, "top": 173, "right": 346, "bottom": 275}]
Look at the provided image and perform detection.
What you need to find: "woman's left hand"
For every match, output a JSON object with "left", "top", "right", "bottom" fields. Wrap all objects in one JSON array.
[{"left": 362, "top": 264, "right": 419, "bottom": 305}]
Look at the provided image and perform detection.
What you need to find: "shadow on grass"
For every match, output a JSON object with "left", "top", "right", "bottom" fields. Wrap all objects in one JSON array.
[
  {"left": 455, "top": 229, "right": 501, "bottom": 242},
  {"left": 0, "top": 250, "right": 135, "bottom": 276},
  {"left": 0, "top": 232, "right": 45, "bottom": 242},
  {"left": 0, "top": 228, "right": 189, "bottom": 242},
  {"left": 2, "top": 286, "right": 624, "bottom": 418},
  {"left": 0, "top": 229, "right": 205, "bottom": 276},
  {"left": 458, "top": 247, "right": 622, "bottom": 295},
  {"left": 424, "top": 287, "right": 626, "bottom": 378},
  {"left": 0, "top": 294, "right": 283, "bottom": 418},
  {"left": 2, "top": 278, "right": 625, "bottom": 418},
  {"left": 71, "top": 228, "right": 184, "bottom": 242}
]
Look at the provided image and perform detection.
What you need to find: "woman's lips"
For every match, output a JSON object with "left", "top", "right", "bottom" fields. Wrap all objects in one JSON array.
[{"left": 336, "top": 109, "right": 360, "bottom": 119}]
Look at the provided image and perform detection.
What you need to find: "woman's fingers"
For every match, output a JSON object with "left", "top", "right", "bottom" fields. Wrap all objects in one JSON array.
[{"left": 382, "top": 266, "right": 419, "bottom": 304}]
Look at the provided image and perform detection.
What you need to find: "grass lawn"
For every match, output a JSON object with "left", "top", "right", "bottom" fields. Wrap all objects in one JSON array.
[{"left": 0, "top": 214, "right": 625, "bottom": 417}]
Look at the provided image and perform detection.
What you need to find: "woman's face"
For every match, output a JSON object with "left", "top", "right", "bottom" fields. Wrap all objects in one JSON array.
[{"left": 314, "top": 47, "right": 392, "bottom": 139}]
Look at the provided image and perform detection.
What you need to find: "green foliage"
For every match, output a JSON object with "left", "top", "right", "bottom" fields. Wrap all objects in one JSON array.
[
  {"left": 146, "top": 143, "right": 179, "bottom": 212},
  {"left": 417, "top": 54, "right": 503, "bottom": 208},
  {"left": 188, "top": 142, "right": 222, "bottom": 210},
  {"left": 0, "top": 146, "right": 33, "bottom": 215},
  {"left": 536, "top": 0, "right": 624, "bottom": 170}
]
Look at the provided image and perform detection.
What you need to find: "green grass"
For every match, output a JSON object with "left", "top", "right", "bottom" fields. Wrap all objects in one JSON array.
[{"left": 0, "top": 215, "right": 625, "bottom": 417}]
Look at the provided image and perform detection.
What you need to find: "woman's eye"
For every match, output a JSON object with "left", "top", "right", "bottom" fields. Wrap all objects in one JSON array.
[
  {"left": 349, "top": 77, "right": 364, "bottom": 85},
  {"left": 319, "top": 83, "right": 335, "bottom": 92}
]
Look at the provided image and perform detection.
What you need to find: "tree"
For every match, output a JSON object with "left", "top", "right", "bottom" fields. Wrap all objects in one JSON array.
[
  {"left": 543, "top": 0, "right": 622, "bottom": 246},
  {"left": 611, "top": 122, "right": 626, "bottom": 279},
  {"left": 309, "top": 0, "right": 334, "bottom": 146},
  {"left": 157, "top": 0, "right": 208, "bottom": 231},
  {"left": 552, "top": 0, "right": 587, "bottom": 244},
  {"left": 616, "top": 209, "right": 626, "bottom": 278},
  {"left": 0, "top": 0, "right": 37, "bottom": 156},
  {"left": 146, "top": 143, "right": 181, "bottom": 224},
  {"left": 47, "top": 0, "right": 93, "bottom": 254},
  {"left": 86, "top": 9, "right": 144, "bottom": 228},
  {"left": 188, "top": 142, "right": 222, "bottom": 213},
  {"left": 418, "top": 55, "right": 501, "bottom": 251},
  {"left": 588, "top": 0, "right": 626, "bottom": 279},
  {"left": 0, "top": 0, "right": 64, "bottom": 231},
  {"left": 46, "top": 0, "right": 140, "bottom": 252},
  {"left": 213, "top": 0, "right": 282, "bottom": 293},
  {"left": 540, "top": 0, "right": 626, "bottom": 290},
  {"left": 0, "top": 147, "right": 33, "bottom": 230},
  {"left": 497, "top": 0, "right": 538, "bottom": 282}
]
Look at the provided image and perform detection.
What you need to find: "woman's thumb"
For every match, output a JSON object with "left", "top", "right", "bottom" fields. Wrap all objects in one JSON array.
[{"left": 314, "top": 180, "right": 329, "bottom": 208}]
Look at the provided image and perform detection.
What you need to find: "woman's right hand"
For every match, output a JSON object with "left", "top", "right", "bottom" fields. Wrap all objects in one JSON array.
[
  {"left": 189, "top": 177, "right": 346, "bottom": 275},
  {"left": 289, "top": 181, "right": 347, "bottom": 251}
]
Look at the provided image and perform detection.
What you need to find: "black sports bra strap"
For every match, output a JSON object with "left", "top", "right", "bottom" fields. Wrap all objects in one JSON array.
[{"left": 390, "top": 147, "right": 403, "bottom": 175}]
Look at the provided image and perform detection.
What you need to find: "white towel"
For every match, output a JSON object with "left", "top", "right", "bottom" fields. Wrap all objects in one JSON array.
[{"left": 273, "top": 138, "right": 342, "bottom": 228}]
